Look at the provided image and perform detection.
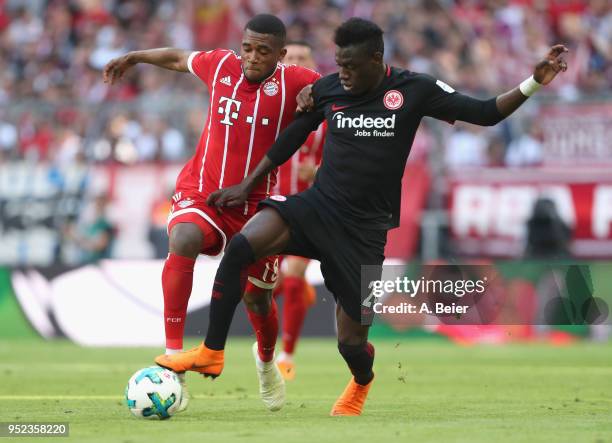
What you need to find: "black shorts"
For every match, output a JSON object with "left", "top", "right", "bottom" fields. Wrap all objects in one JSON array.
[{"left": 259, "top": 188, "right": 387, "bottom": 323}]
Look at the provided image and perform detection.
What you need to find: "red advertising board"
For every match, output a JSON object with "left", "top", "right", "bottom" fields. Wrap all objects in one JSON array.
[{"left": 449, "top": 168, "right": 612, "bottom": 258}]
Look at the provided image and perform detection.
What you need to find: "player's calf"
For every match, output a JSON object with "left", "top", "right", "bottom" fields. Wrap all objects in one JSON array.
[
  {"left": 163, "top": 222, "right": 204, "bottom": 353},
  {"left": 338, "top": 342, "right": 375, "bottom": 386}
]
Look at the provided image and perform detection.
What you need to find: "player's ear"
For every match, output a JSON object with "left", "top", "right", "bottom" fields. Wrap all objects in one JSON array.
[
  {"left": 278, "top": 47, "right": 287, "bottom": 62},
  {"left": 372, "top": 51, "right": 384, "bottom": 65}
]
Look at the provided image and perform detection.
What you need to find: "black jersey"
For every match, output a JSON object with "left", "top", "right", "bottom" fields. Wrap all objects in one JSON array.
[{"left": 267, "top": 66, "right": 503, "bottom": 230}]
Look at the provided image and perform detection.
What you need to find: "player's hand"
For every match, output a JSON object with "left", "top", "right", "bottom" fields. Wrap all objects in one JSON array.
[
  {"left": 206, "top": 184, "right": 249, "bottom": 209},
  {"left": 296, "top": 84, "right": 314, "bottom": 113},
  {"left": 103, "top": 54, "right": 136, "bottom": 85},
  {"left": 533, "top": 44, "right": 569, "bottom": 85},
  {"left": 298, "top": 158, "right": 317, "bottom": 183}
]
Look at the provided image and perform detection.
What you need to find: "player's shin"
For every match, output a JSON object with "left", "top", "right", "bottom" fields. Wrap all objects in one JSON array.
[
  {"left": 162, "top": 254, "right": 196, "bottom": 352},
  {"left": 244, "top": 292, "right": 279, "bottom": 362},
  {"left": 280, "top": 276, "right": 307, "bottom": 355},
  {"left": 204, "top": 234, "right": 256, "bottom": 351},
  {"left": 245, "top": 295, "right": 285, "bottom": 411}
]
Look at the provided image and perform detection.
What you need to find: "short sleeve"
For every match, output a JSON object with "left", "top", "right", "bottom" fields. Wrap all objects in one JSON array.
[
  {"left": 287, "top": 65, "right": 324, "bottom": 118},
  {"left": 417, "top": 74, "right": 465, "bottom": 123},
  {"left": 286, "top": 65, "right": 321, "bottom": 90},
  {"left": 187, "top": 49, "right": 227, "bottom": 84},
  {"left": 301, "top": 67, "right": 322, "bottom": 86}
]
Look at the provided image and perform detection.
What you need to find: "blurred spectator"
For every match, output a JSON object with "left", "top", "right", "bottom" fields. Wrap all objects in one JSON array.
[
  {"left": 64, "top": 193, "right": 116, "bottom": 264},
  {"left": 148, "top": 190, "right": 173, "bottom": 258},
  {"left": 505, "top": 121, "right": 544, "bottom": 167},
  {"left": 486, "top": 134, "right": 507, "bottom": 167},
  {"left": 0, "top": 0, "right": 609, "bottom": 166},
  {"left": 444, "top": 123, "right": 489, "bottom": 169},
  {"left": 0, "top": 113, "right": 18, "bottom": 161},
  {"left": 159, "top": 120, "right": 187, "bottom": 161}
]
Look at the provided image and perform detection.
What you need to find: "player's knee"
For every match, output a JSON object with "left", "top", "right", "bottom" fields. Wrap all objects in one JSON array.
[
  {"left": 337, "top": 323, "right": 369, "bottom": 346},
  {"left": 169, "top": 224, "right": 203, "bottom": 258},
  {"left": 243, "top": 290, "right": 272, "bottom": 315},
  {"left": 241, "top": 208, "right": 290, "bottom": 257},
  {"left": 285, "top": 257, "right": 308, "bottom": 277},
  {"left": 223, "top": 233, "right": 256, "bottom": 268}
]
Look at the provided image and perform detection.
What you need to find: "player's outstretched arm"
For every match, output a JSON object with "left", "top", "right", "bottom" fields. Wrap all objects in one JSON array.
[
  {"left": 495, "top": 44, "right": 569, "bottom": 117},
  {"left": 427, "top": 44, "right": 569, "bottom": 127},
  {"left": 207, "top": 111, "right": 324, "bottom": 208},
  {"left": 103, "top": 48, "right": 192, "bottom": 84}
]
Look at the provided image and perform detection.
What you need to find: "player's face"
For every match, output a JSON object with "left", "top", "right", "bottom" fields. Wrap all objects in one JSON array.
[
  {"left": 241, "top": 29, "right": 287, "bottom": 83},
  {"left": 283, "top": 44, "right": 316, "bottom": 70},
  {"left": 335, "top": 45, "right": 383, "bottom": 95}
]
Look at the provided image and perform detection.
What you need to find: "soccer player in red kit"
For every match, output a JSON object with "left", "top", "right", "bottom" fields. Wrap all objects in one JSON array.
[
  {"left": 273, "top": 41, "right": 326, "bottom": 381},
  {"left": 103, "top": 14, "right": 320, "bottom": 412}
]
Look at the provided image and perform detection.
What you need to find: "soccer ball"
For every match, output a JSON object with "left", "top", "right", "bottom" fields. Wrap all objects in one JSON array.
[{"left": 125, "top": 366, "right": 182, "bottom": 419}]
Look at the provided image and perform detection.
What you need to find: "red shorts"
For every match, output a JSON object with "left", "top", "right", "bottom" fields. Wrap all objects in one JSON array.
[{"left": 167, "top": 191, "right": 279, "bottom": 292}]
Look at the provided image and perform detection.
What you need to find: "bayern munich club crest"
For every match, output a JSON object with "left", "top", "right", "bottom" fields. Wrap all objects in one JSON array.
[
  {"left": 177, "top": 199, "right": 194, "bottom": 208},
  {"left": 383, "top": 90, "right": 404, "bottom": 110},
  {"left": 263, "top": 81, "right": 279, "bottom": 97}
]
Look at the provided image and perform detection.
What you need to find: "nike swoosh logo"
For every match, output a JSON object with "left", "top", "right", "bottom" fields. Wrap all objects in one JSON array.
[
  {"left": 190, "top": 363, "right": 210, "bottom": 369},
  {"left": 331, "top": 104, "right": 349, "bottom": 111}
]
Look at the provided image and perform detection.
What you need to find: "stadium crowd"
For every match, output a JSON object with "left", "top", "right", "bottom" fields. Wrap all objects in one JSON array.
[{"left": 0, "top": 0, "right": 610, "bottom": 168}]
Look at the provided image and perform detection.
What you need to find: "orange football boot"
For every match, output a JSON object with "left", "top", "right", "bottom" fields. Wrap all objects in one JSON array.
[
  {"left": 155, "top": 343, "right": 224, "bottom": 378},
  {"left": 276, "top": 359, "right": 296, "bottom": 381},
  {"left": 303, "top": 281, "right": 316, "bottom": 307},
  {"left": 330, "top": 376, "right": 374, "bottom": 416}
]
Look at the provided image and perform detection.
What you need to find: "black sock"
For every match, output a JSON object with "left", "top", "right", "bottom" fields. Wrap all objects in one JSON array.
[
  {"left": 338, "top": 342, "right": 375, "bottom": 385},
  {"left": 204, "top": 234, "right": 255, "bottom": 350}
]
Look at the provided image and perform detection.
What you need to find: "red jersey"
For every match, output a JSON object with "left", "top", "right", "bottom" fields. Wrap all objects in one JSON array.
[
  {"left": 177, "top": 49, "right": 320, "bottom": 205},
  {"left": 274, "top": 122, "right": 326, "bottom": 196}
]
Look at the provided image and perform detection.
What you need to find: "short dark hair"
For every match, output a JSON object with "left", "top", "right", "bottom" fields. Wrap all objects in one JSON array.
[
  {"left": 245, "top": 14, "right": 287, "bottom": 45},
  {"left": 286, "top": 40, "right": 312, "bottom": 50},
  {"left": 334, "top": 18, "right": 384, "bottom": 55}
]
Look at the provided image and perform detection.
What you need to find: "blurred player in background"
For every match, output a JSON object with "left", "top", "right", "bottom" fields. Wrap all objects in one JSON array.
[
  {"left": 103, "top": 14, "right": 320, "bottom": 412},
  {"left": 273, "top": 41, "right": 326, "bottom": 381}
]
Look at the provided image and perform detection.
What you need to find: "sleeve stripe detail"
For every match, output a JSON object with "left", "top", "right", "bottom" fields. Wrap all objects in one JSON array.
[{"left": 187, "top": 51, "right": 200, "bottom": 76}]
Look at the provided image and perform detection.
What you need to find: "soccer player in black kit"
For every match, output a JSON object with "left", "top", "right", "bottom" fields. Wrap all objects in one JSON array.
[{"left": 159, "top": 18, "right": 568, "bottom": 416}]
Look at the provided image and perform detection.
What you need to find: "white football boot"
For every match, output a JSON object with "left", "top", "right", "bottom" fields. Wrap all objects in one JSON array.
[{"left": 252, "top": 342, "right": 285, "bottom": 411}]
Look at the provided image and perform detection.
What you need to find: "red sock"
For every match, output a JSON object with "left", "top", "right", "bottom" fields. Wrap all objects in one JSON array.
[
  {"left": 282, "top": 276, "right": 307, "bottom": 355},
  {"left": 246, "top": 298, "right": 278, "bottom": 362},
  {"left": 272, "top": 279, "right": 283, "bottom": 298},
  {"left": 162, "top": 253, "right": 196, "bottom": 350}
]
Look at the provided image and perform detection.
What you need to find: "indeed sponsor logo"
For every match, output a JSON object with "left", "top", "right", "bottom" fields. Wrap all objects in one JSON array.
[{"left": 333, "top": 112, "right": 396, "bottom": 129}]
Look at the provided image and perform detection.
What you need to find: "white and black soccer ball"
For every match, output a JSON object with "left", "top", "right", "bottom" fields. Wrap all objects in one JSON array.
[{"left": 125, "top": 366, "right": 182, "bottom": 419}]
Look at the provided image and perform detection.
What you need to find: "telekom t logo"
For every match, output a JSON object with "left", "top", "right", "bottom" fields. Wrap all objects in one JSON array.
[{"left": 218, "top": 96, "right": 241, "bottom": 126}]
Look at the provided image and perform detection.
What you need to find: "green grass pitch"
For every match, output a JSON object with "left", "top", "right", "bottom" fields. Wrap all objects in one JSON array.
[{"left": 1, "top": 338, "right": 611, "bottom": 443}]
